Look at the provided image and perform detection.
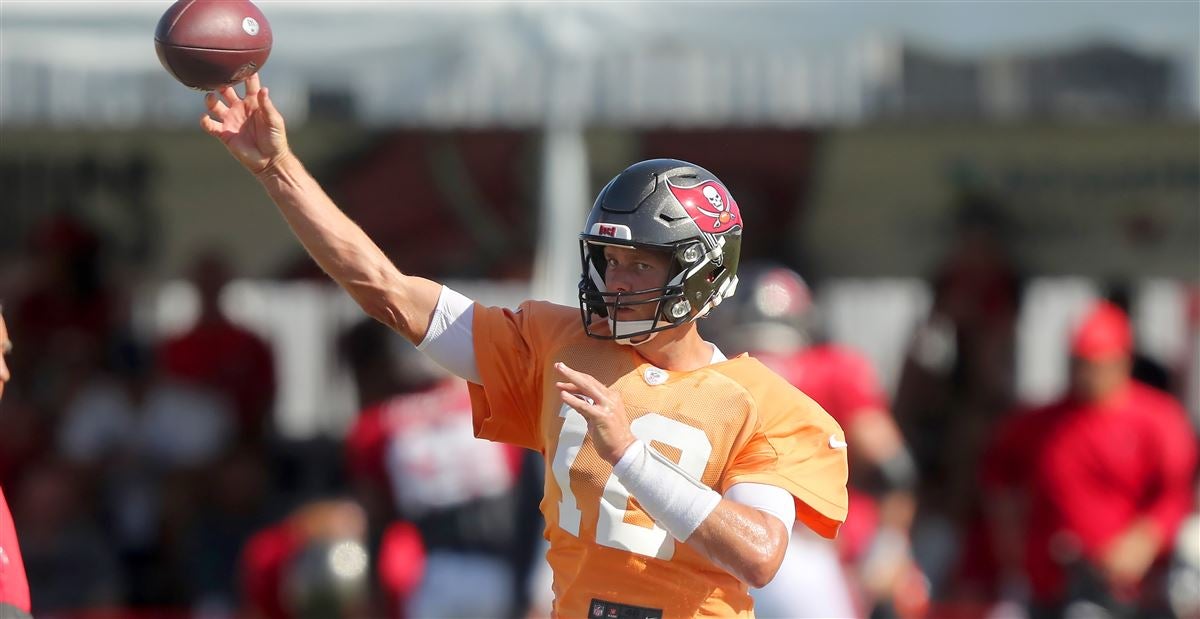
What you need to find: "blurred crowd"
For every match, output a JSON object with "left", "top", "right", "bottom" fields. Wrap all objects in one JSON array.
[{"left": 0, "top": 209, "right": 1196, "bottom": 619}]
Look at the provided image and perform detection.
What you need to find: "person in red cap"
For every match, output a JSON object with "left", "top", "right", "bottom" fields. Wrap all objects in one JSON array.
[
  {"left": 982, "top": 300, "right": 1198, "bottom": 617},
  {"left": 0, "top": 306, "right": 33, "bottom": 618}
]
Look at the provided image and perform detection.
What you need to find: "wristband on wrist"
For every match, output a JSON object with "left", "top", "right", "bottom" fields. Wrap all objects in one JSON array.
[{"left": 612, "top": 439, "right": 722, "bottom": 542}]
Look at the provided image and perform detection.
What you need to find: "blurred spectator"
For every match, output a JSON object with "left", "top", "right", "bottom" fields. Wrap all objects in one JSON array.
[
  {"left": 14, "top": 460, "right": 123, "bottom": 614},
  {"left": 9, "top": 213, "right": 120, "bottom": 414},
  {"left": 341, "top": 318, "right": 524, "bottom": 618},
  {"left": 159, "top": 250, "right": 277, "bottom": 445},
  {"left": 0, "top": 306, "right": 32, "bottom": 618},
  {"left": 240, "top": 499, "right": 374, "bottom": 619},
  {"left": 56, "top": 338, "right": 234, "bottom": 606},
  {"left": 701, "top": 263, "right": 927, "bottom": 619},
  {"left": 58, "top": 340, "right": 234, "bottom": 470},
  {"left": 892, "top": 196, "right": 1022, "bottom": 596},
  {"left": 982, "top": 301, "right": 1198, "bottom": 618}
]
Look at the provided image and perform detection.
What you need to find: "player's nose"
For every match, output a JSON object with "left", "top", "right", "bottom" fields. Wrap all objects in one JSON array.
[{"left": 605, "top": 270, "right": 633, "bottom": 293}]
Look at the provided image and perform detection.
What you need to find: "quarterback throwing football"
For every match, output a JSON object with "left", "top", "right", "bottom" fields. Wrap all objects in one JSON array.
[{"left": 201, "top": 75, "right": 849, "bottom": 618}]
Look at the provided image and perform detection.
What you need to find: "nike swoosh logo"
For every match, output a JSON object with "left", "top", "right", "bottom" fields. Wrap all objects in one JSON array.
[{"left": 828, "top": 435, "right": 848, "bottom": 450}]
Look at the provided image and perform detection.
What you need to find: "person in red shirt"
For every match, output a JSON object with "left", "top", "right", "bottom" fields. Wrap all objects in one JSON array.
[
  {"left": 0, "top": 306, "right": 33, "bottom": 617},
  {"left": 159, "top": 251, "right": 276, "bottom": 444},
  {"left": 701, "top": 263, "right": 926, "bottom": 618},
  {"left": 983, "top": 300, "right": 1198, "bottom": 618}
]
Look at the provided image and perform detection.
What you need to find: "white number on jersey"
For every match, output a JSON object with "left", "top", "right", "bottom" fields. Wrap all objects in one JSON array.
[{"left": 551, "top": 404, "right": 713, "bottom": 559}]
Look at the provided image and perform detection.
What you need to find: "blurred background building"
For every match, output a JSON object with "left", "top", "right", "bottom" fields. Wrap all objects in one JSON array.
[{"left": 0, "top": 2, "right": 1197, "bottom": 617}]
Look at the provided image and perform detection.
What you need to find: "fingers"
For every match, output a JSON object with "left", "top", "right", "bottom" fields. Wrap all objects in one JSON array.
[
  {"left": 204, "top": 92, "right": 229, "bottom": 116},
  {"left": 258, "top": 87, "right": 282, "bottom": 125},
  {"left": 555, "top": 362, "right": 620, "bottom": 418},
  {"left": 555, "top": 362, "right": 598, "bottom": 388},
  {"left": 219, "top": 85, "right": 241, "bottom": 107},
  {"left": 555, "top": 363, "right": 599, "bottom": 401},
  {"left": 245, "top": 72, "right": 261, "bottom": 97},
  {"left": 199, "top": 113, "right": 223, "bottom": 136}
]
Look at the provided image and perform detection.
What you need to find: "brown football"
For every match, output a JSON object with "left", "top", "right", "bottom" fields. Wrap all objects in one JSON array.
[{"left": 154, "top": 0, "right": 272, "bottom": 91}]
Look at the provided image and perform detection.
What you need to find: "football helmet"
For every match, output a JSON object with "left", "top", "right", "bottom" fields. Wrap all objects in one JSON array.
[
  {"left": 578, "top": 159, "right": 743, "bottom": 344},
  {"left": 699, "top": 261, "right": 818, "bottom": 355}
]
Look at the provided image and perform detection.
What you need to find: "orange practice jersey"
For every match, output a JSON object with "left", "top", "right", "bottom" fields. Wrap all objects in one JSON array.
[{"left": 468, "top": 301, "right": 849, "bottom": 618}]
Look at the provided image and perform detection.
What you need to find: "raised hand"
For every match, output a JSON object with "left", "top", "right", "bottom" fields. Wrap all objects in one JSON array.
[
  {"left": 200, "top": 73, "right": 290, "bottom": 175},
  {"left": 555, "top": 362, "right": 636, "bottom": 464}
]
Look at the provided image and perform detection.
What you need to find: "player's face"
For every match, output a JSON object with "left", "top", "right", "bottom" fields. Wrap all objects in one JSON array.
[
  {"left": 0, "top": 314, "right": 11, "bottom": 400},
  {"left": 603, "top": 245, "right": 674, "bottom": 322}
]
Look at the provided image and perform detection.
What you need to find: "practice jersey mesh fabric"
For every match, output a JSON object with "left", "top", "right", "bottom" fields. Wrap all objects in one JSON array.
[{"left": 468, "top": 301, "right": 849, "bottom": 618}]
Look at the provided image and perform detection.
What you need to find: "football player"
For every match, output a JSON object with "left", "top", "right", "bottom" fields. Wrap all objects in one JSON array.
[
  {"left": 202, "top": 75, "right": 848, "bottom": 618},
  {"left": 701, "top": 264, "right": 926, "bottom": 618}
]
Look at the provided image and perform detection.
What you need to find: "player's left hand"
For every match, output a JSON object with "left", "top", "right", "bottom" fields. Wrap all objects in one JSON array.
[{"left": 555, "top": 362, "right": 636, "bottom": 465}]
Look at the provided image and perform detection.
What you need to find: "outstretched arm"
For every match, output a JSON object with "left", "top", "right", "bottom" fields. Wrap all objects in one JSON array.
[{"left": 200, "top": 75, "right": 441, "bottom": 343}]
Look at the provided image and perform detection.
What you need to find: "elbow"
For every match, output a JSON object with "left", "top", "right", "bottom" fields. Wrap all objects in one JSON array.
[
  {"left": 742, "top": 533, "right": 787, "bottom": 589},
  {"left": 744, "top": 554, "right": 782, "bottom": 587},
  {"left": 745, "top": 569, "right": 774, "bottom": 590},
  {"left": 357, "top": 295, "right": 401, "bottom": 330},
  {"left": 354, "top": 290, "right": 416, "bottom": 341}
]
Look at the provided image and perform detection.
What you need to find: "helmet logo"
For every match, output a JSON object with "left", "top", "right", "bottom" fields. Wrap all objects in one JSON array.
[
  {"left": 589, "top": 222, "right": 632, "bottom": 240},
  {"left": 667, "top": 180, "right": 740, "bottom": 234}
]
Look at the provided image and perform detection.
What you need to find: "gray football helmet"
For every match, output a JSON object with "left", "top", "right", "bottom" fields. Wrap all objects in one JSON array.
[{"left": 578, "top": 159, "right": 743, "bottom": 343}]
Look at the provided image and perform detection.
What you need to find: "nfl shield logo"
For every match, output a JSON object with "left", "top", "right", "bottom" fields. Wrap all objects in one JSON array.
[{"left": 592, "top": 603, "right": 605, "bottom": 617}]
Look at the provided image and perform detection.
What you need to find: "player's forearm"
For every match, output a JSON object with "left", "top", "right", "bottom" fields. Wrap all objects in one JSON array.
[
  {"left": 255, "top": 153, "right": 438, "bottom": 342},
  {"left": 684, "top": 499, "right": 788, "bottom": 589},
  {"left": 609, "top": 439, "right": 788, "bottom": 588}
]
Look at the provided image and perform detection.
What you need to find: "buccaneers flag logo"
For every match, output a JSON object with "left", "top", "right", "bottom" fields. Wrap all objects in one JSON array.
[{"left": 666, "top": 179, "right": 741, "bottom": 235}]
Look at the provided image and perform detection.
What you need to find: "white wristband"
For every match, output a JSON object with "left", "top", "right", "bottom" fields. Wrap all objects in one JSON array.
[{"left": 612, "top": 439, "right": 722, "bottom": 542}]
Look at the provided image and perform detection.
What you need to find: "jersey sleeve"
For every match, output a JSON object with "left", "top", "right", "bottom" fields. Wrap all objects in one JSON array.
[
  {"left": 722, "top": 379, "right": 849, "bottom": 539},
  {"left": 466, "top": 301, "right": 547, "bottom": 452}
]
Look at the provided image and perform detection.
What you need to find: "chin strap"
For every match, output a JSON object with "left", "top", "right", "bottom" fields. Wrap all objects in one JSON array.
[{"left": 611, "top": 319, "right": 661, "bottom": 346}]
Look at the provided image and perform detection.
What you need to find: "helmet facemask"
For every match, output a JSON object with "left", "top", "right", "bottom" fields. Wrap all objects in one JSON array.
[{"left": 578, "top": 236, "right": 738, "bottom": 345}]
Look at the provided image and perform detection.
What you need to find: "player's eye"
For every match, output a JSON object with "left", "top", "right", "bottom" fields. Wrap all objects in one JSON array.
[{"left": 635, "top": 262, "right": 652, "bottom": 272}]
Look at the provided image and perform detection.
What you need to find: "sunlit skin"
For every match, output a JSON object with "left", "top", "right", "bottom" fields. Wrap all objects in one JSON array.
[{"left": 0, "top": 313, "right": 11, "bottom": 401}]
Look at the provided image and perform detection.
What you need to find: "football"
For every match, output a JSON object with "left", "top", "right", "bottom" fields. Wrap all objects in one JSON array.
[{"left": 154, "top": 0, "right": 273, "bottom": 91}]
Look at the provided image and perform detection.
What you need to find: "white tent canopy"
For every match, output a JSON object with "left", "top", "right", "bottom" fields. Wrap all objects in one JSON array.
[{"left": 2, "top": 1, "right": 1195, "bottom": 127}]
